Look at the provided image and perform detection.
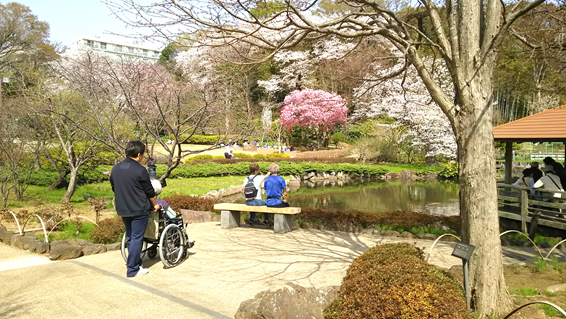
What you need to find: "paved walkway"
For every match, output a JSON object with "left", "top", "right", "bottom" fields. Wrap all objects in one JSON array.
[{"left": 1, "top": 222, "right": 564, "bottom": 319}]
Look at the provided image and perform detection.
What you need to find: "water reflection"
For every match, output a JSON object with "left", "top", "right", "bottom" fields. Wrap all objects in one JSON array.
[{"left": 288, "top": 180, "right": 460, "bottom": 216}]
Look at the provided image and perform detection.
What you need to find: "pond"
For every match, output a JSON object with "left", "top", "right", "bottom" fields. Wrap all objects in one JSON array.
[{"left": 286, "top": 180, "right": 460, "bottom": 216}]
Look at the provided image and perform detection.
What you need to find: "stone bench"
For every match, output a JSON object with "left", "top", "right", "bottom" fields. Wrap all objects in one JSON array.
[{"left": 213, "top": 203, "right": 301, "bottom": 234}]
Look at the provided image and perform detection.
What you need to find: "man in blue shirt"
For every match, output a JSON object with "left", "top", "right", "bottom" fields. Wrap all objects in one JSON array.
[{"left": 264, "top": 163, "right": 289, "bottom": 214}]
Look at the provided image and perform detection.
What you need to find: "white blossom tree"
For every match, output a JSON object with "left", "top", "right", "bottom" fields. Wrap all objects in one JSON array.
[{"left": 353, "top": 60, "right": 457, "bottom": 161}]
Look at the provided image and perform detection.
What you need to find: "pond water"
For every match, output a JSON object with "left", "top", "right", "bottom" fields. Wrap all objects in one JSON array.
[{"left": 286, "top": 180, "right": 460, "bottom": 216}]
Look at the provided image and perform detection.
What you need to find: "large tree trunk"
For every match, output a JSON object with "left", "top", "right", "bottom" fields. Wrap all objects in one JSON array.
[
  {"left": 455, "top": 73, "right": 513, "bottom": 316},
  {"left": 61, "top": 167, "right": 78, "bottom": 203}
]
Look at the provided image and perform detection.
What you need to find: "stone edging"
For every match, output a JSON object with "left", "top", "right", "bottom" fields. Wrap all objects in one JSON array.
[{"left": 0, "top": 225, "right": 120, "bottom": 261}]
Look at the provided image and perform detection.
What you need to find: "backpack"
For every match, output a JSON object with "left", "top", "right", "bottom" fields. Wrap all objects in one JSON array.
[{"left": 244, "top": 176, "right": 259, "bottom": 199}]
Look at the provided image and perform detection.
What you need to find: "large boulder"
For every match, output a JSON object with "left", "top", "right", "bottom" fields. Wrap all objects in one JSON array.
[
  {"left": 66, "top": 238, "right": 92, "bottom": 248},
  {"left": 180, "top": 209, "right": 212, "bottom": 224},
  {"left": 49, "top": 244, "right": 84, "bottom": 260},
  {"left": 82, "top": 244, "right": 107, "bottom": 256},
  {"left": 0, "top": 226, "right": 14, "bottom": 244},
  {"left": 235, "top": 283, "right": 339, "bottom": 319}
]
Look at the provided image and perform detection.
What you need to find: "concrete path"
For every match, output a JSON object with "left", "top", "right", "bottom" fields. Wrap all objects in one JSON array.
[{"left": 1, "top": 222, "right": 564, "bottom": 319}]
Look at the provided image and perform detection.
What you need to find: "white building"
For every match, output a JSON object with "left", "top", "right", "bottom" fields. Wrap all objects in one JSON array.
[{"left": 69, "top": 36, "right": 162, "bottom": 61}]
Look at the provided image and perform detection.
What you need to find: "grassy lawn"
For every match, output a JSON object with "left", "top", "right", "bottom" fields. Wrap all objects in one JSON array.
[{"left": 7, "top": 176, "right": 248, "bottom": 209}]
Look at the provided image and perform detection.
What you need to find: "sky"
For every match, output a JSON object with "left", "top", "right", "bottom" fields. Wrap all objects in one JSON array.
[{"left": 2, "top": 0, "right": 163, "bottom": 49}]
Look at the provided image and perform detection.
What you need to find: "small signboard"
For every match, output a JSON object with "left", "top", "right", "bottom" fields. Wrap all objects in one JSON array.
[{"left": 451, "top": 242, "right": 475, "bottom": 261}]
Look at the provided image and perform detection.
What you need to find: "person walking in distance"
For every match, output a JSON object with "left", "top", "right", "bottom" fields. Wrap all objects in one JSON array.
[{"left": 111, "top": 141, "right": 160, "bottom": 277}]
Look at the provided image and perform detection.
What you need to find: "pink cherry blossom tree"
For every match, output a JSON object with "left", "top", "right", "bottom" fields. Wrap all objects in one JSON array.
[{"left": 281, "top": 89, "right": 347, "bottom": 148}]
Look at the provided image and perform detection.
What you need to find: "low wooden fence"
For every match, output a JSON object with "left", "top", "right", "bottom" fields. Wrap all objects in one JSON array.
[{"left": 497, "top": 183, "right": 566, "bottom": 233}]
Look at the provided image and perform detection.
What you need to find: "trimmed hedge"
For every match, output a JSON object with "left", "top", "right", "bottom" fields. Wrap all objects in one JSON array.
[
  {"left": 325, "top": 243, "right": 471, "bottom": 319},
  {"left": 190, "top": 157, "right": 356, "bottom": 165},
  {"left": 156, "top": 162, "right": 387, "bottom": 178},
  {"left": 28, "top": 161, "right": 383, "bottom": 186}
]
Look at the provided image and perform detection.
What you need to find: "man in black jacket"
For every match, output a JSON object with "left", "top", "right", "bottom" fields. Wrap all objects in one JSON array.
[{"left": 111, "top": 141, "right": 160, "bottom": 277}]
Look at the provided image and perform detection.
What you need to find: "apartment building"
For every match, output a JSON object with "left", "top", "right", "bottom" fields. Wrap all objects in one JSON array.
[{"left": 69, "top": 36, "right": 162, "bottom": 61}]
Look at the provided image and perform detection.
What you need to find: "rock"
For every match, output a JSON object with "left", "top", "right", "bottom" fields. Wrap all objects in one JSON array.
[
  {"left": 180, "top": 210, "right": 212, "bottom": 224},
  {"left": 49, "top": 245, "right": 83, "bottom": 260},
  {"left": 66, "top": 238, "right": 92, "bottom": 248},
  {"left": 372, "top": 230, "right": 382, "bottom": 236},
  {"left": 360, "top": 229, "right": 374, "bottom": 235},
  {"left": 538, "top": 241, "right": 553, "bottom": 248},
  {"left": 380, "top": 230, "right": 400, "bottom": 237},
  {"left": 105, "top": 242, "right": 121, "bottom": 251},
  {"left": 29, "top": 240, "right": 49, "bottom": 254},
  {"left": 385, "top": 172, "right": 400, "bottom": 180},
  {"left": 327, "top": 175, "right": 337, "bottom": 181},
  {"left": 400, "top": 170, "right": 419, "bottom": 182},
  {"left": 500, "top": 238, "right": 511, "bottom": 246},
  {"left": 82, "top": 244, "right": 106, "bottom": 256},
  {"left": 547, "top": 283, "right": 566, "bottom": 293},
  {"left": 330, "top": 171, "right": 336, "bottom": 176},
  {"left": 399, "top": 231, "right": 415, "bottom": 238},
  {"left": 11, "top": 235, "right": 39, "bottom": 250},
  {"left": 326, "top": 225, "right": 340, "bottom": 231},
  {"left": 416, "top": 233, "right": 438, "bottom": 240},
  {"left": 203, "top": 190, "right": 221, "bottom": 200},
  {"left": 516, "top": 240, "right": 532, "bottom": 247},
  {"left": 0, "top": 229, "right": 14, "bottom": 245},
  {"left": 235, "top": 283, "right": 339, "bottom": 319},
  {"left": 49, "top": 240, "right": 70, "bottom": 248}
]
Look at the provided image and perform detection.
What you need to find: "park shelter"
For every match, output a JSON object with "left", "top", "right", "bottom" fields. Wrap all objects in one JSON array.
[{"left": 493, "top": 104, "right": 566, "bottom": 184}]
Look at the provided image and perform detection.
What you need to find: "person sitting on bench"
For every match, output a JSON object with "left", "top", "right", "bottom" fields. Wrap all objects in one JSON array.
[
  {"left": 264, "top": 164, "right": 289, "bottom": 225},
  {"left": 244, "top": 163, "right": 271, "bottom": 225}
]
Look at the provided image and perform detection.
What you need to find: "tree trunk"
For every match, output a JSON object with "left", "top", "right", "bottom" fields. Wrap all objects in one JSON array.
[
  {"left": 46, "top": 168, "right": 70, "bottom": 192},
  {"left": 61, "top": 168, "right": 78, "bottom": 203},
  {"left": 455, "top": 76, "right": 513, "bottom": 316}
]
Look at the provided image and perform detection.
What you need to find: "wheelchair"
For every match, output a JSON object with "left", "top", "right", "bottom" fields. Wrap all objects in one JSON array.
[{"left": 120, "top": 206, "right": 194, "bottom": 268}]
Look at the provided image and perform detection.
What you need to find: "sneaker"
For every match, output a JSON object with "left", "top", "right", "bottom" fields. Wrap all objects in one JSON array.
[
  {"left": 262, "top": 220, "right": 274, "bottom": 227},
  {"left": 134, "top": 267, "right": 149, "bottom": 277}
]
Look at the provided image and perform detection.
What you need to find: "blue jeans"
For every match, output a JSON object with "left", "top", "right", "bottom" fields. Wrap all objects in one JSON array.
[
  {"left": 246, "top": 199, "right": 267, "bottom": 220},
  {"left": 122, "top": 214, "right": 149, "bottom": 277}
]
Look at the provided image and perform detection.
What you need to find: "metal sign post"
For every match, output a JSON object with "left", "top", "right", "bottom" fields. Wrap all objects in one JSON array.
[{"left": 451, "top": 242, "right": 475, "bottom": 309}]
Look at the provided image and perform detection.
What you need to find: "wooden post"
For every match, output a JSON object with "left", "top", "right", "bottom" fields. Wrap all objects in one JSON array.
[
  {"left": 520, "top": 188, "right": 529, "bottom": 233},
  {"left": 505, "top": 142, "right": 513, "bottom": 184}
]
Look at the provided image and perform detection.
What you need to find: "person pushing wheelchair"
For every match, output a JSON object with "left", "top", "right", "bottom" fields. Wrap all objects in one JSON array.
[{"left": 111, "top": 141, "right": 160, "bottom": 278}]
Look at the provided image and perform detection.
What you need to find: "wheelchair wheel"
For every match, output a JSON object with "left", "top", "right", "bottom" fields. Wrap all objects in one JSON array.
[
  {"left": 158, "top": 224, "right": 186, "bottom": 268},
  {"left": 120, "top": 232, "right": 148, "bottom": 263}
]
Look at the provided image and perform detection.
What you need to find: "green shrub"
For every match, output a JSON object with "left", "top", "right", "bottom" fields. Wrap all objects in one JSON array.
[
  {"left": 48, "top": 221, "right": 96, "bottom": 242},
  {"left": 28, "top": 169, "right": 60, "bottom": 186},
  {"left": 439, "top": 161, "right": 458, "bottom": 180},
  {"left": 324, "top": 243, "right": 471, "bottom": 319},
  {"left": 163, "top": 194, "right": 220, "bottom": 212},
  {"left": 233, "top": 152, "right": 253, "bottom": 159},
  {"left": 253, "top": 154, "right": 267, "bottom": 160},
  {"left": 90, "top": 217, "right": 125, "bottom": 244},
  {"left": 330, "top": 132, "right": 346, "bottom": 145},
  {"left": 265, "top": 153, "right": 291, "bottom": 159}
]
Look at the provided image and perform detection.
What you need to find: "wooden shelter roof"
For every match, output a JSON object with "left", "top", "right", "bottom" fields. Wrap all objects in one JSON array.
[{"left": 493, "top": 104, "right": 566, "bottom": 142}]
